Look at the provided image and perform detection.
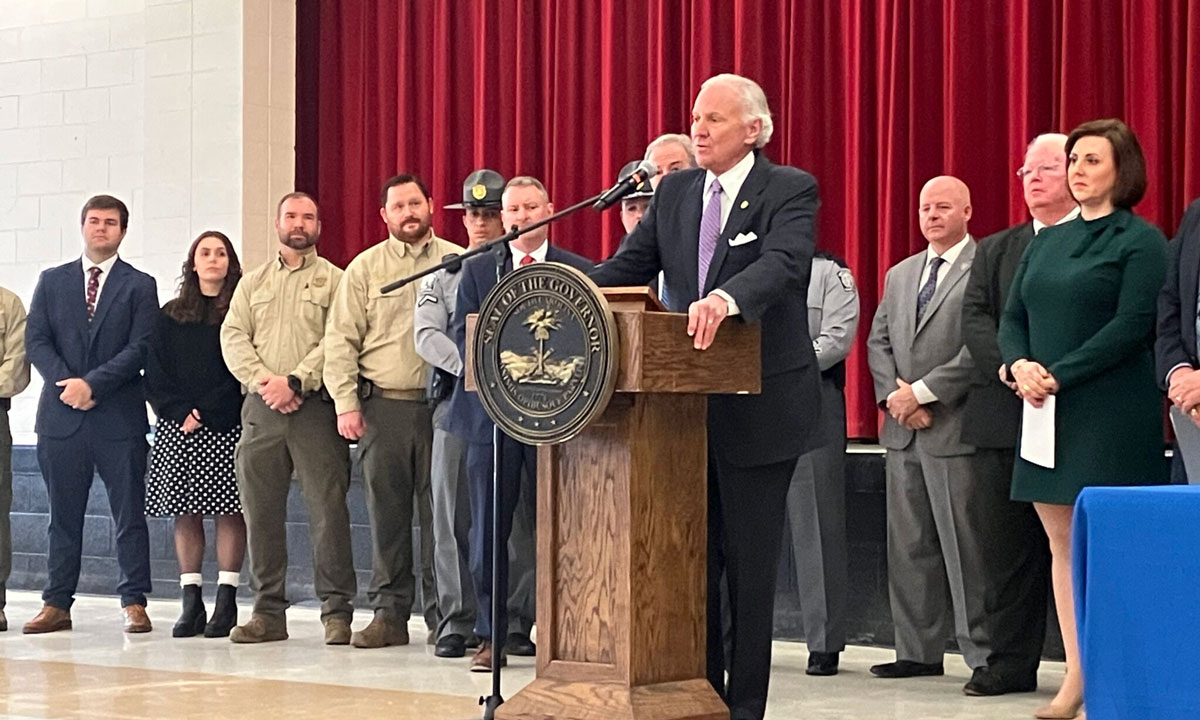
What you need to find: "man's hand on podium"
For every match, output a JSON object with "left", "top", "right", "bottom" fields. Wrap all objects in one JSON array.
[{"left": 688, "top": 294, "right": 730, "bottom": 350}]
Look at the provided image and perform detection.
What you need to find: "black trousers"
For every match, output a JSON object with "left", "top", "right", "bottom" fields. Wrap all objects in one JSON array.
[
  {"left": 971, "top": 448, "right": 1051, "bottom": 681},
  {"left": 706, "top": 451, "right": 796, "bottom": 720},
  {"left": 38, "top": 424, "right": 150, "bottom": 609},
  {"left": 467, "top": 433, "right": 537, "bottom": 641}
]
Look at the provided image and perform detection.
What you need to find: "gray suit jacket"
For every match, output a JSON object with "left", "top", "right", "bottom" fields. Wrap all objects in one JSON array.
[{"left": 867, "top": 239, "right": 977, "bottom": 456}]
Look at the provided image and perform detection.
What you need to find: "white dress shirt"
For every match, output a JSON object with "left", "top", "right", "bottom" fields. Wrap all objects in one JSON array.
[
  {"left": 700, "top": 150, "right": 756, "bottom": 315},
  {"left": 82, "top": 254, "right": 119, "bottom": 308},
  {"left": 1032, "top": 205, "right": 1080, "bottom": 236},
  {"left": 511, "top": 240, "right": 549, "bottom": 270}
]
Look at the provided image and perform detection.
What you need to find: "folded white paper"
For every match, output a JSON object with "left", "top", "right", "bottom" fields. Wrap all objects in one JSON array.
[{"left": 1020, "top": 396, "right": 1055, "bottom": 469}]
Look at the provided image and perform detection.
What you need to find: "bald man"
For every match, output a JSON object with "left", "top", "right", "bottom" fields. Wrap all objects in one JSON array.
[{"left": 867, "top": 176, "right": 991, "bottom": 679}]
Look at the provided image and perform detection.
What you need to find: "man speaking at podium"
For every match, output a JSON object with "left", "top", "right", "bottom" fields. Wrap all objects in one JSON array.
[{"left": 590, "top": 74, "right": 821, "bottom": 720}]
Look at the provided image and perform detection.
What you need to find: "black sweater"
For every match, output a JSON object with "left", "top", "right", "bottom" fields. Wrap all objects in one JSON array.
[{"left": 145, "top": 297, "right": 243, "bottom": 432}]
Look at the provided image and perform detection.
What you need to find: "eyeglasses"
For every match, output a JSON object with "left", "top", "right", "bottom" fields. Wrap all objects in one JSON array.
[{"left": 1016, "top": 164, "right": 1063, "bottom": 179}]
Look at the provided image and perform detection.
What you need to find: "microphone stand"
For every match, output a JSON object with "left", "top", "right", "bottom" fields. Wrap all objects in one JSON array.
[
  {"left": 378, "top": 191, "right": 604, "bottom": 294},
  {"left": 380, "top": 189, "right": 606, "bottom": 720}
]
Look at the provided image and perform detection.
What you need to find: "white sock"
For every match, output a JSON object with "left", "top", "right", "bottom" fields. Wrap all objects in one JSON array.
[
  {"left": 179, "top": 573, "right": 203, "bottom": 587},
  {"left": 217, "top": 571, "right": 240, "bottom": 587}
]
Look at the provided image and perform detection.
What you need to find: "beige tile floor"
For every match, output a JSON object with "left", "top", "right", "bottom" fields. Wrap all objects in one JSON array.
[{"left": 0, "top": 591, "right": 1072, "bottom": 719}]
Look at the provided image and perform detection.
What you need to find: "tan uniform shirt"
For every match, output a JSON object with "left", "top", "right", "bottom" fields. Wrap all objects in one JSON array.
[
  {"left": 220, "top": 250, "right": 343, "bottom": 395},
  {"left": 324, "top": 233, "right": 463, "bottom": 414},
  {"left": 0, "top": 286, "right": 31, "bottom": 399}
]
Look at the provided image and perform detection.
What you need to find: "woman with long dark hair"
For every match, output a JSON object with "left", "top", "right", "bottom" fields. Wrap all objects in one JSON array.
[{"left": 145, "top": 231, "right": 246, "bottom": 637}]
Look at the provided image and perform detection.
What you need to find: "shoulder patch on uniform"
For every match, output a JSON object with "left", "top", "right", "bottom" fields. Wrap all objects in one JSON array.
[
  {"left": 417, "top": 274, "right": 440, "bottom": 306},
  {"left": 837, "top": 268, "right": 855, "bottom": 292}
]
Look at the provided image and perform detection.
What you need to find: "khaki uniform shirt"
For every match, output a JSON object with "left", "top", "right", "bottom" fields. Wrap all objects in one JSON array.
[
  {"left": 324, "top": 233, "right": 463, "bottom": 414},
  {"left": 0, "top": 286, "right": 31, "bottom": 399},
  {"left": 220, "top": 250, "right": 343, "bottom": 395}
]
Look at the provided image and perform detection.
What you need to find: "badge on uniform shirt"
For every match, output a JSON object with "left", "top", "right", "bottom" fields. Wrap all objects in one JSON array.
[
  {"left": 471, "top": 184, "right": 488, "bottom": 201},
  {"left": 837, "top": 268, "right": 855, "bottom": 292},
  {"left": 313, "top": 275, "right": 327, "bottom": 287}
]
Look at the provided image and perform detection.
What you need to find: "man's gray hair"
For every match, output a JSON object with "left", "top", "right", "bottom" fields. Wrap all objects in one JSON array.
[
  {"left": 503, "top": 175, "right": 549, "bottom": 203},
  {"left": 1026, "top": 132, "right": 1069, "bottom": 154},
  {"left": 700, "top": 73, "right": 774, "bottom": 148},
  {"left": 643, "top": 133, "right": 698, "bottom": 166}
]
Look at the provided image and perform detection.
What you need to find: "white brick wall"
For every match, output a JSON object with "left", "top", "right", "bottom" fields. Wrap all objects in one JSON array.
[{"left": 0, "top": 0, "right": 294, "bottom": 443}]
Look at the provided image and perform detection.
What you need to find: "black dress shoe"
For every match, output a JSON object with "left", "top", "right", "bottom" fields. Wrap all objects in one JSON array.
[
  {"left": 963, "top": 667, "right": 1037, "bottom": 696},
  {"left": 806, "top": 651, "right": 840, "bottom": 676},
  {"left": 435, "top": 633, "right": 466, "bottom": 658},
  {"left": 505, "top": 632, "right": 536, "bottom": 656},
  {"left": 869, "top": 660, "right": 944, "bottom": 678}
]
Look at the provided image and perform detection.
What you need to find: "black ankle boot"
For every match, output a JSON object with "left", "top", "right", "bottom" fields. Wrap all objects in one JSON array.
[
  {"left": 173, "top": 584, "right": 207, "bottom": 638},
  {"left": 204, "top": 584, "right": 238, "bottom": 638}
]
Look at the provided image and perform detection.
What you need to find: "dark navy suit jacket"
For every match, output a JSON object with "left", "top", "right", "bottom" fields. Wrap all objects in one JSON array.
[
  {"left": 444, "top": 245, "right": 594, "bottom": 445},
  {"left": 1157, "top": 198, "right": 1200, "bottom": 386},
  {"left": 589, "top": 150, "right": 823, "bottom": 468},
  {"left": 25, "top": 258, "right": 158, "bottom": 440}
]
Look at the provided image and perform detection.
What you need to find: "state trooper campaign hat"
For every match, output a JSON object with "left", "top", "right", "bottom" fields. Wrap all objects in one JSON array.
[
  {"left": 619, "top": 160, "right": 655, "bottom": 200},
  {"left": 444, "top": 169, "right": 505, "bottom": 209}
]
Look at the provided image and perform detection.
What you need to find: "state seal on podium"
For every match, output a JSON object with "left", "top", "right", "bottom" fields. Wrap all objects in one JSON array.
[{"left": 473, "top": 263, "right": 617, "bottom": 445}]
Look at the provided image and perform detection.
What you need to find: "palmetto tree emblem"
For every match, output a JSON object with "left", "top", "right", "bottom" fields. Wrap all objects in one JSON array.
[{"left": 524, "top": 308, "right": 562, "bottom": 378}]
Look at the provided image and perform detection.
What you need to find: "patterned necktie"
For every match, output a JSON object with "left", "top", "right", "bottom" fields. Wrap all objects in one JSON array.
[
  {"left": 697, "top": 178, "right": 723, "bottom": 293},
  {"left": 86, "top": 266, "right": 102, "bottom": 321},
  {"left": 520, "top": 254, "right": 535, "bottom": 266},
  {"left": 915, "top": 256, "right": 944, "bottom": 323}
]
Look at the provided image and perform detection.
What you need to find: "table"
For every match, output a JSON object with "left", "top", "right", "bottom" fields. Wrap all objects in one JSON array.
[{"left": 1073, "top": 485, "right": 1200, "bottom": 719}]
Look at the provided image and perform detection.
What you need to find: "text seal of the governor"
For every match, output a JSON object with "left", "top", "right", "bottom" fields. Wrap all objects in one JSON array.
[{"left": 474, "top": 262, "right": 618, "bottom": 445}]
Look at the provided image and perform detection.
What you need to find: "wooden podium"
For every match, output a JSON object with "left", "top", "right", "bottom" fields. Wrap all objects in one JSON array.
[{"left": 472, "top": 288, "right": 760, "bottom": 720}]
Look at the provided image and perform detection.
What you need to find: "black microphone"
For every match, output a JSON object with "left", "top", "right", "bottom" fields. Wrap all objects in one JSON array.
[{"left": 592, "top": 159, "right": 658, "bottom": 211}]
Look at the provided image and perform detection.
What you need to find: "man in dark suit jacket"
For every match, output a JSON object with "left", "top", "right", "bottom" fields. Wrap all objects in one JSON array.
[
  {"left": 959, "top": 134, "right": 1076, "bottom": 695},
  {"left": 1156, "top": 196, "right": 1200, "bottom": 482},
  {"left": 444, "top": 176, "right": 593, "bottom": 672},
  {"left": 589, "top": 74, "right": 821, "bottom": 720},
  {"left": 22, "top": 195, "right": 159, "bottom": 635}
]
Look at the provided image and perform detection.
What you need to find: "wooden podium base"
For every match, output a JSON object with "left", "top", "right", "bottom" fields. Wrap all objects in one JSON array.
[{"left": 496, "top": 678, "right": 727, "bottom": 720}]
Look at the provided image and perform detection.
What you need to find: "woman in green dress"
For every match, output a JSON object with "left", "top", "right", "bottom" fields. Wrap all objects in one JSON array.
[{"left": 998, "top": 118, "right": 1167, "bottom": 719}]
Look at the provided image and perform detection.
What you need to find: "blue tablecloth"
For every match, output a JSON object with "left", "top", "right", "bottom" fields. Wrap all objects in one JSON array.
[{"left": 1073, "top": 486, "right": 1200, "bottom": 720}]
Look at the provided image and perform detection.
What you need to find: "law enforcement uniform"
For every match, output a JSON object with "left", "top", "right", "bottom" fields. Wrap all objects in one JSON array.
[
  {"left": 324, "top": 227, "right": 463, "bottom": 646},
  {"left": 220, "top": 250, "right": 357, "bottom": 631},
  {"left": 785, "top": 254, "right": 858, "bottom": 672},
  {"left": 615, "top": 160, "right": 666, "bottom": 304},
  {"left": 415, "top": 170, "right": 537, "bottom": 655}
]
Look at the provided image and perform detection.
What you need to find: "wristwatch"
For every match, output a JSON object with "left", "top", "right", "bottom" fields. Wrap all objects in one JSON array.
[{"left": 286, "top": 374, "right": 303, "bottom": 395}]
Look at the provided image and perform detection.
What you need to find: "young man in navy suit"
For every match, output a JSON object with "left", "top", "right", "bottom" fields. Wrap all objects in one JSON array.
[
  {"left": 444, "top": 176, "right": 593, "bottom": 672},
  {"left": 23, "top": 195, "right": 159, "bottom": 634},
  {"left": 589, "top": 74, "right": 822, "bottom": 720}
]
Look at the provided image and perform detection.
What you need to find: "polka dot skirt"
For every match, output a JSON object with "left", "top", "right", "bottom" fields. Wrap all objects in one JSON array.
[{"left": 145, "top": 418, "right": 243, "bottom": 517}]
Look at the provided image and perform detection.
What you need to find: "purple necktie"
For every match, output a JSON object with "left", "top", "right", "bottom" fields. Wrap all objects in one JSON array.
[{"left": 697, "top": 178, "right": 723, "bottom": 293}]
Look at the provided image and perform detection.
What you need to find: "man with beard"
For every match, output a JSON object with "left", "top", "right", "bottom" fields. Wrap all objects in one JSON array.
[
  {"left": 325, "top": 174, "right": 463, "bottom": 648},
  {"left": 220, "top": 192, "right": 357, "bottom": 644},
  {"left": 415, "top": 169, "right": 538, "bottom": 659}
]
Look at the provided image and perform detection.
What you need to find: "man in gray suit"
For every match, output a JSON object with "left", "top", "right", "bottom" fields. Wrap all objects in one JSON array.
[{"left": 867, "top": 175, "right": 988, "bottom": 678}]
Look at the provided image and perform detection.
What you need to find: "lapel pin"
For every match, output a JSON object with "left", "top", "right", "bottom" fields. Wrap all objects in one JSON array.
[{"left": 739, "top": 200, "right": 749, "bottom": 209}]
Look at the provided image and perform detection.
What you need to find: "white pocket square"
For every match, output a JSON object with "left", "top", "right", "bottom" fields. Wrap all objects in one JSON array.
[{"left": 729, "top": 232, "right": 758, "bottom": 246}]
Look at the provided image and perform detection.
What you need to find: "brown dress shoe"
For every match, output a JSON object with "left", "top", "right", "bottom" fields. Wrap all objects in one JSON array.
[
  {"left": 470, "top": 641, "right": 507, "bottom": 672},
  {"left": 324, "top": 617, "right": 352, "bottom": 646},
  {"left": 229, "top": 613, "right": 288, "bottom": 644},
  {"left": 23, "top": 605, "right": 72, "bottom": 634},
  {"left": 123, "top": 604, "right": 152, "bottom": 633},
  {"left": 350, "top": 612, "right": 408, "bottom": 649}
]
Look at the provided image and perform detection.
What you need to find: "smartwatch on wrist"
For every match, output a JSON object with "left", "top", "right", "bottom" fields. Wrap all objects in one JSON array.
[{"left": 286, "top": 374, "right": 303, "bottom": 396}]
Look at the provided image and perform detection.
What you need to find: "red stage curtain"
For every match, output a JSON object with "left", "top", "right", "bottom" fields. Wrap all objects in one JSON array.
[{"left": 295, "top": 0, "right": 1200, "bottom": 440}]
